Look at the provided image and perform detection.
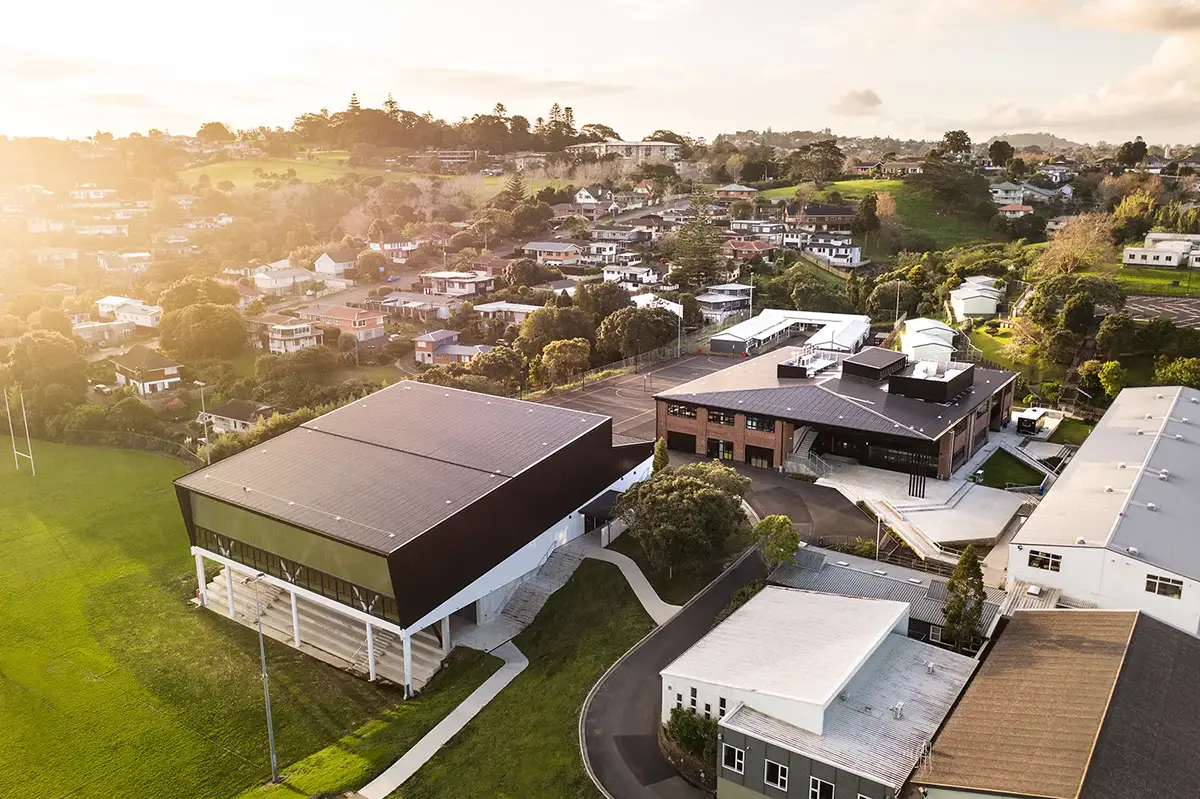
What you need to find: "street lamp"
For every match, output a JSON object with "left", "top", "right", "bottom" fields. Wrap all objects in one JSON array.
[
  {"left": 241, "top": 572, "right": 280, "bottom": 784},
  {"left": 194, "top": 380, "right": 210, "bottom": 465}
]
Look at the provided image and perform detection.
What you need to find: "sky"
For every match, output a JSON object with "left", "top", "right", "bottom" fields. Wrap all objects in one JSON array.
[{"left": 3, "top": 0, "right": 1200, "bottom": 145}]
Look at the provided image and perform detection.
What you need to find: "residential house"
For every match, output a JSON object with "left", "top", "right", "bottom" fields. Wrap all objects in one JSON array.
[
  {"left": 74, "top": 220, "right": 129, "bottom": 236},
  {"left": 95, "top": 295, "right": 139, "bottom": 318},
  {"left": 314, "top": 245, "right": 359, "bottom": 279},
  {"left": 694, "top": 283, "right": 754, "bottom": 324},
  {"left": 34, "top": 247, "right": 79, "bottom": 266},
  {"left": 721, "top": 239, "right": 778, "bottom": 261},
  {"left": 728, "top": 219, "right": 786, "bottom": 244},
  {"left": 949, "top": 276, "right": 1004, "bottom": 319},
  {"left": 472, "top": 255, "right": 514, "bottom": 276},
  {"left": 1021, "top": 182, "right": 1073, "bottom": 205},
  {"left": 532, "top": 278, "right": 582, "bottom": 296},
  {"left": 631, "top": 292, "right": 683, "bottom": 318},
  {"left": 68, "top": 184, "right": 117, "bottom": 202},
  {"left": 801, "top": 233, "right": 864, "bottom": 268},
  {"left": 170, "top": 194, "right": 199, "bottom": 211},
  {"left": 183, "top": 213, "right": 234, "bottom": 229},
  {"left": 603, "top": 264, "right": 661, "bottom": 291},
  {"left": 792, "top": 202, "right": 855, "bottom": 235},
  {"left": 25, "top": 217, "right": 67, "bottom": 235},
  {"left": 253, "top": 261, "right": 316, "bottom": 296},
  {"left": 40, "top": 282, "right": 77, "bottom": 300},
  {"left": 113, "top": 300, "right": 164, "bottom": 329},
  {"left": 563, "top": 139, "right": 682, "bottom": 163},
  {"left": 248, "top": 313, "right": 324, "bottom": 354},
  {"left": 199, "top": 399, "right": 293, "bottom": 435},
  {"left": 912, "top": 609, "right": 1200, "bottom": 799},
  {"left": 575, "top": 185, "right": 614, "bottom": 205},
  {"left": 152, "top": 228, "right": 194, "bottom": 256},
  {"left": 418, "top": 270, "right": 496, "bottom": 297},
  {"left": 590, "top": 224, "right": 650, "bottom": 244},
  {"left": 522, "top": 241, "right": 585, "bottom": 266},
  {"left": 507, "top": 151, "right": 549, "bottom": 171},
  {"left": 1122, "top": 232, "right": 1200, "bottom": 269},
  {"left": 633, "top": 180, "right": 655, "bottom": 198},
  {"left": 406, "top": 149, "right": 479, "bottom": 171},
  {"left": 552, "top": 201, "right": 618, "bottom": 221},
  {"left": 369, "top": 234, "right": 420, "bottom": 264},
  {"left": 582, "top": 241, "right": 620, "bottom": 266},
  {"left": 1035, "top": 162, "right": 1075, "bottom": 184},
  {"left": 73, "top": 319, "right": 135, "bottom": 345},
  {"left": 770, "top": 544, "right": 1003, "bottom": 653},
  {"left": 297, "top": 304, "right": 387, "bottom": 342},
  {"left": 1008, "top": 385, "right": 1200, "bottom": 637},
  {"left": 880, "top": 159, "right": 925, "bottom": 176},
  {"left": 473, "top": 301, "right": 543, "bottom": 326},
  {"left": 1046, "top": 215, "right": 1072, "bottom": 234},
  {"left": 714, "top": 184, "right": 757, "bottom": 202},
  {"left": 899, "top": 318, "right": 957, "bottom": 362},
  {"left": 413, "top": 329, "right": 493, "bottom": 365},
  {"left": 374, "top": 291, "right": 461, "bottom": 322},
  {"left": 998, "top": 204, "right": 1034, "bottom": 219},
  {"left": 110, "top": 346, "right": 182, "bottom": 395},
  {"left": 97, "top": 250, "right": 152, "bottom": 275},
  {"left": 663, "top": 587, "right": 974, "bottom": 799},
  {"left": 989, "top": 181, "right": 1025, "bottom": 206}
]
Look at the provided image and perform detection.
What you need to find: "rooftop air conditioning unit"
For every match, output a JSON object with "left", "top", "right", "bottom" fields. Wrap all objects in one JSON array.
[{"left": 1027, "top": 584, "right": 1043, "bottom": 596}]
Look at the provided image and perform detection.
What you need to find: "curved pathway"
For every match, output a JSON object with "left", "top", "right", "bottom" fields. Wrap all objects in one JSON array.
[
  {"left": 579, "top": 549, "right": 766, "bottom": 799},
  {"left": 572, "top": 534, "right": 681, "bottom": 625}
]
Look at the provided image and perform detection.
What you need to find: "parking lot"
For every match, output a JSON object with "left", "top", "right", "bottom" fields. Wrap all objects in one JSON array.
[
  {"left": 539, "top": 354, "right": 742, "bottom": 440},
  {"left": 1126, "top": 296, "right": 1200, "bottom": 327}
]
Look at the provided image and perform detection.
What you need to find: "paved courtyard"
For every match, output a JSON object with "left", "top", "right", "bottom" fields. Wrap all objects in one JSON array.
[{"left": 1127, "top": 295, "right": 1200, "bottom": 327}]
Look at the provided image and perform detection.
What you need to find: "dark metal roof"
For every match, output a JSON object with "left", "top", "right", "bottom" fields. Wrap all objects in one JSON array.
[
  {"left": 207, "top": 399, "right": 292, "bottom": 423},
  {"left": 843, "top": 346, "right": 906, "bottom": 370},
  {"left": 176, "top": 381, "right": 611, "bottom": 554},
  {"left": 109, "top": 345, "right": 180, "bottom": 371},
  {"left": 579, "top": 489, "right": 622, "bottom": 520}
]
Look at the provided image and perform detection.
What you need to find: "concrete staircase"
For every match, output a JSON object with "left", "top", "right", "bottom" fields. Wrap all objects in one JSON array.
[
  {"left": 793, "top": 426, "right": 818, "bottom": 460},
  {"left": 202, "top": 568, "right": 444, "bottom": 692},
  {"left": 499, "top": 546, "right": 585, "bottom": 628}
]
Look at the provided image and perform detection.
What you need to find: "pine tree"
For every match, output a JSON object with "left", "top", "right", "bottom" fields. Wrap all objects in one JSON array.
[
  {"left": 942, "top": 544, "right": 986, "bottom": 652},
  {"left": 672, "top": 186, "right": 724, "bottom": 290},
  {"left": 549, "top": 103, "right": 563, "bottom": 123},
  {"left": 653, "top": 437, "right": 669, "bottom": 473},
  {"left": 846, "top": 272, "right": 861, "bottom": 311},
  {"left": 383, "top": 93, "right": 399, "bottom": 119},
  {"left": 563, "top": 106, "right": 575, "bottom": 132},
  {"left": 502, "top": 172, "right": 526, "bottom": 207},
  {"left": 348, "top": 93, "right": 361, "bottom": 112}
]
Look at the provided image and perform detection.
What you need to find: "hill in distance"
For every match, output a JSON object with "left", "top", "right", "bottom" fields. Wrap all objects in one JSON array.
[{"left": 984, "top": 132, "right": 1084, "bottom": 151}]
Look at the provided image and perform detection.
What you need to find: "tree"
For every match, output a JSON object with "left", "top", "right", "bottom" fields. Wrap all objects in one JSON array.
[
  {"left": 347, "top": 93, "right": 361, "bottom": 112},
  {"left": 1116, "top": 137, "right": 1148, "bottom": 167},
  {"left": 579, "top": 123, "right": 620, "bottom": 141},
  {"left": 1, "top": 331, "right": 88, "bottom": 395},
  {"left": 355, "top": 249, "right": 388, "bottom": 282},
  {"left": 672, "top": 186, "right": 725, "bottom": 290},
  {"left": 160, "top": 304, "right": 247, "bottom": 361},
  {"left": 673, "top": 460, "right": 751, "bottom": 498},
  {"left": 866, "top": 279, "right": 920, "bottom": 318},
  {"left": 1098, "top": 360, "right": 1128, "bottom": 399},
  {"left": 505, "top": 258, "right": 556, "bottom": 288},
  {"left": 470, "top": 345, "right": 525, "bottom": 387},
  {"left": 105, "top": 396, "right": 161, "bottom": 434},
  {"left": 1060, "top": 292, "right": 1095, "bottom": 334},
  {"left": 158, "top": 276, "right": 239, "bottom": 311},
  {"left": 1033, "top": 213, "right": 1114, "bottom": 276},
  {"left": 1076, "top": 359, "right": 1104, "bottom": 394},
  {"left": 852, "top": 193, "right": 880, "bottom": 238},
  {"left": 791, "top": 273, "right": 851, "bottom": 314},
  {"left": 1155, "top": 357, "right": 1200, "bottom": 389},
  {"left": 942, "top": 544, "right": 985, "bottom": 652},
  {"left": 1095, "top": 311, "right": 1134, "bottom": 358},
  {"left": 752, "top": 515, "right": 800, "bottom": 570},
  {"left": 940, "top": 129, "right": 972, "bottom": 160},
  {"left": 502, "top": 172, "right": 526, "bottom": 206},
  {"left": 197, "top": 121, "right": 235, "bottom": 142},
  {"left": 596, "top": 306, "right": 678, "bottom": 359},
  {"left": 540, "top": 337, "right": 590, "bottom": 385},
  {"left": 988, "top": 139, "right": 1015, "bottom": 167},
  {"left": 27, "top": 308, "right": 73, "bottom": 339},
  {"left": 575, "top": 281, "right": 632, "bottom": 325},
  {"left": 653, "top": 437, "right": 669, "bottom": 473}
]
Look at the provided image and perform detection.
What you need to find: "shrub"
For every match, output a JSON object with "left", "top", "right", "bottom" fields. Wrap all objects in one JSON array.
[
  {"left": 715, "top": 579, "right": 763, "bottom": 626},
  {"left": 667, "top": 707, "right": 719, "bottom": 765}
]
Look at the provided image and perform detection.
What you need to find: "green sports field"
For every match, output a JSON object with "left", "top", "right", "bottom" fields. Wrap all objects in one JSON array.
[{"left": 0, "top": 440, "right": 475, "bottom": 798}]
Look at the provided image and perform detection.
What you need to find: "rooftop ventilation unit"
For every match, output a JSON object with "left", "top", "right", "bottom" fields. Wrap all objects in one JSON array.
[
  {"left": 1137, "top": 430, "right": 1145, "bottom": 436},
  {"left": 1147, "top": 502, "right": 1158, "bottom": 512},
  {"left": 890, "top": 701, "right": 905, "bottom": 720},
  {"left": 1027, "top": 584, "right": 1042, "bottom": 596},
  {"left": 908, "top": 578, "right": 923, "bottom": 585},
  {"left": 1159, "top": 471, "right": 1170, "bottom": 481},
  {"left": 1105, "top": 485, "right": 1114, "bottom": 493},
  {"left": 1176, "top": 434, "right": 1184, "bottom": 441},
  {"left": 1128, "top": 546, "right": 1140, "bottom": 555},
  {"left": 1157, "top": 394, "right": 1164, "bottom": 400},
  {"left": 873, "top": 569, "right": 887, "bottom": 575},
  {"left": 1075, "top": 536, "right": 1086, "bottom": 544},
  {"left": 1118, "top": 462, "right": 1127, "bottom": 469},
  {"left": 924, "top": 662, "right": 937, "bottom": 674},
  {"left": 835, "top": 560, "right": 850, "bottom": 567}
]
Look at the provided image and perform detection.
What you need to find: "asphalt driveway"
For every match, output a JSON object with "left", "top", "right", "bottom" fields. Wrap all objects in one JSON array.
[{"left": 581, "top": 550, "right": 767, "bottom": 799}]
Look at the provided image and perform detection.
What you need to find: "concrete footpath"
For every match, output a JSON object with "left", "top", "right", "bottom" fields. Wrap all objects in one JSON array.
[
  {"left": 572, "top": 533, "right": 681, "bottom": 625},
  {"left": 358, "top": 641, "right": 528, "bottom": 799}
]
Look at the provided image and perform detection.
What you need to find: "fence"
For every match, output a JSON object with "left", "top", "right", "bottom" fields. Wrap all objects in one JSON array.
[{"left": 63, "top": 429, "right": 205, "bottom": 466}]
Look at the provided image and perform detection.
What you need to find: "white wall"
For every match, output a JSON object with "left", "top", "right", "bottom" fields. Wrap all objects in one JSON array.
[
  {"left": 659, "top": 675, "right": 829, "bottom": 734},
  {"left": 951, "top": 295, "right": 998, "bottom": 318},
  {"left": 1007, "top": 544, "right": 1200, "bottom": 635}
]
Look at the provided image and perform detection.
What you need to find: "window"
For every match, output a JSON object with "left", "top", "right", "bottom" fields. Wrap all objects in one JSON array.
[
  {"left": 764, "top": 760, "right": 788, "bottom": 791},
  {"left": 1028, "top": 549, "right": 1062, "bottom": 572},
  {"left": 809, "top": 777, "right": 834, "bottom": 799},
  {"left": 667, "top": 402, "right": 697, "bottom": 419},
  {"left": 707, "top": 438, "right": 734, "bottom": 461},
  {"left": 1147, "top": 574, "right": 1184, "bottom": 599},
  {"left": 704, "top": 703, "right": 711, "bottom": 717},
  {"left": 709, "top": 409, "right": 735, "bottom": 426},
  {"left": 718, "top": 697, "right": 727, "bottom": 718},
  {"left": 929, "top": 625, "right": 943, "bottom": 643},
  {"left": 690, "top": 686, "right": 697, "bottom": 712},
  {"left": 675, "top": 693, "right": 682, "bottom": 710},
  {"left": 722, "top": 744, "right": 744, "bottom": 774},
  {"left": 745, "top": 415, "right": 775, "bottom": 433}
]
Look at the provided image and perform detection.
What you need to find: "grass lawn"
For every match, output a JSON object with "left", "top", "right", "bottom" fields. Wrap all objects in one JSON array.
[
  {"left": 1080, "top": 264, "right": 1200, "bottom": 297},
  {"left": 794, "top": 260, "right": 846, "bottom": 289},
  {"left": 975, "top": 449, "right": 1044, "bottom": 488},
  {"left": 1121, "top": 353, "right": 1157, "bottom": 387},
  {"left": 326, "top": 362, "right": 406, "bottom": 386},
  {"left": 607, "top": 529, "right": 747, "bottom": 605},
  {"left": 1048, "top": 418, "right": 1094, "bottom": 446},
  {"left": 393, "top": 560, "right": 654, "bottom": 799},
  {"left": 968, "top": 329, "right": 1065, "bottom": 384},
  {"left": 0, "top": 440, "right": 454, "bottom": 799},
  {"left": 236, "top": 649, "right": 501, "bottom": 799}
]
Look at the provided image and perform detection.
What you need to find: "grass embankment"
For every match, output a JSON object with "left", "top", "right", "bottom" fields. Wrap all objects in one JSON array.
[
  {"left": 394, "top": 560, "right": 654, "bottom": 799},
  {"left": 975, "top": 449, "right": 1045, "bottom": 488},
  {"left": 968, "top": 329, "right": 1065, "bottom": 384},
  {"left": 1048, "top": 418, "right": 1094, "bottom": 446},
  {"left": 608, "top": 530, "right": 747, "bottom": 605},
  {"left": 0, "top": 440, "right": 464, "bottom": 798},
  {"left": 237, "top": 650, "right": 501, "bottom": 798},
  {"left": 1080, "top": 264, "right": 1200, "bottom": 297}
]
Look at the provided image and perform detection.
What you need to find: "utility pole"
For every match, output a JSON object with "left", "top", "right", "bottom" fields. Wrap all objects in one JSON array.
[
  {"left": 242, "top": 573, "right": 279, "bottom": 784},
  {"left": 194, "top": 381, "right": 211, "bottom": 465}
]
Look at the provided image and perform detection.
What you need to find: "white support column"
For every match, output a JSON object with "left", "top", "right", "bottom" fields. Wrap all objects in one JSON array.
[
  {"left": 440, "top": 615, "right": 451, "bottom": 656},
  {"left": 290, "top": 590, "right": 301, "bottom": 647},
  {"left": 402, "top": 630, "right": 413, "bottom": 698},
  {"left": 194, "top": 552, "right": 208, "bottom": 607},
  {"left": 366, "top": 622, "right": 377, "bottom": 682},
  {"left": 225, "top": 566, "right": 235, "bottom": 618}
]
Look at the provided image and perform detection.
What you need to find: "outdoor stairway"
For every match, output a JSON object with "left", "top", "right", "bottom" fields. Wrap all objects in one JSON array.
[
  {"left": 793, "top": 427, "right": 819, "bottom": 460},
  {"left": 999, "top": 440, "right": 1055, "bottom": 478},
  {"left": 499, "top": 546, "right": 586, "bottom": 628},
  {"left": 202, "top": 568, "right": 444, "bottom": 691}
]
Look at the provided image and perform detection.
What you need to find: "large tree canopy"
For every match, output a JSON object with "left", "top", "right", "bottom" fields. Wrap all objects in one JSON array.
[
  {"left": 160, "top": 303, "right": 248, "bottom": 361},
  {"left": 515, "top": 306, "right": 594, "bottom": 358},
  {"left": 158, "top": 276, "right": 239, "bottom": 311},
  {"left": 596, "top": 306, "right": 678, "bottom": 360}
]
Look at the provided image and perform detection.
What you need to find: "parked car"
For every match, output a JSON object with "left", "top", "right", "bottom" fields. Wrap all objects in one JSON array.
[{"left": 93, "top": 385, "right": 113, "bottom": 396}]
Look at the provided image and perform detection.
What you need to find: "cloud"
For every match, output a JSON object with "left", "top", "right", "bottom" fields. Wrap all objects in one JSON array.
[
  {"left": 0, "top": 49, "right": 108, "bottom": 81},
  {"left": 86, "top": 92, "right": 169, "bottom": 111},
  {"left": 831, "top": 89, "right": 883, "bottom": 116},
  {"left": 402, "top": 67, "right": 633, "bottom": 98},
  {"left": 1070, "top": 0, "right": 1200, "bottom": 33}
]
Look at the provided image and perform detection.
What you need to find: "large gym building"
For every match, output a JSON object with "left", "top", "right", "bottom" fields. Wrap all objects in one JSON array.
[
  {"left": 656, "top": 345, "right": 1016, "bottom": 485},
  {"left": 175, "top": 381, "right": 652, "bottom": 693}
]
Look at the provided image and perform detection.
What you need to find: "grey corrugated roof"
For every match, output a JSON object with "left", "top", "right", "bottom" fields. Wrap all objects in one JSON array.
[
  {"left": 844, "top": 346, "right": 907, "bottom": 370},
  {"left": 176, "top": 382, "right": 609, "bottom": 553},
  {"left": 772, "top": 547, "right": 1002, "bottom": 630},
  {"left": 722, "top": 634, "right": 976, "bottom": 790}
]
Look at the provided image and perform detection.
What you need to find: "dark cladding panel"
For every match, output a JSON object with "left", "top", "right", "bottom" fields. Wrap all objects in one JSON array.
[
  {"left": 842, "top": 347, "right": 907, "bottom": 382},
  {"left": 889, "top": 363, "right": 975, "bottom": 403}
]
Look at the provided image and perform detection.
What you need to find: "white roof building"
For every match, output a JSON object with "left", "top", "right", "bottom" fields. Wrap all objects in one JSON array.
[
  {"left": 662, "top": 587, "right": 975, "bottom": 795},
  {"left": 709, "top": 308, "right": 872, "bottom": 356},
  {"left": 949, "top": 277, "right": 1004, "bottom": 320},
  {"left": 900, "top": 318, "right": 957, "bottom": 362},
  {"left": 631, "top": 293, "right": 683, "bottom": 318}
]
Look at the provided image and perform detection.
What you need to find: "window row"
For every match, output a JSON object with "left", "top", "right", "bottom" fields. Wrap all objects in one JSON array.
[
  {"left": 674, "top": 692, "right": 728, "bottom": 719},
  {"left": 1028, "top": 549, "right": 1061, "bottom": 572},
  {"left": 722, "top": 745, "right": 866, "bottom": 799},
  {"left": 667, "top": 402, "right": 697, "bottom": 419},
  {"left": 1147, "top": 573, "right": 1183, "bottom": 599}
]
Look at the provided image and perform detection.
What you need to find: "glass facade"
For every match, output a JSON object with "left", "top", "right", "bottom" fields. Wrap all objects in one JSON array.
[
  {"left": 707, "top": 438, "right": 734, "bottom": 460},
  {"left": 196, "top": 526, "right": 400, "bottom": 624},
  {"left": 745, "top": 415, "right": 775, "bottom": 433},
  {"left": 667, "top": 402, "right": 697, "bottom": 419},
  {"left": 708, "top": 409, "right": 735, "bottom": 426}
]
